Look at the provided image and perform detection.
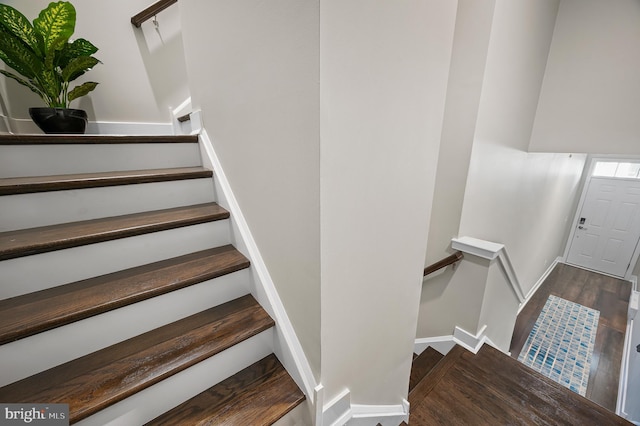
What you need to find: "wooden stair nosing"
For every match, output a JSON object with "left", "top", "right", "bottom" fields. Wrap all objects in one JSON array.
[
  {"left": 0, "top": 135, "right": 199, "bottom": 145},
  {"left": 408, "top": 345, "right": 466, "bottom": 403},
  {"left": 0, "top": 202, "right": 229, "bottom": 261},
  {"left": 0, "top": 245, "right": 250, "bottom": 345},
  {"left": 146, "top": 354, "right": 305, "bottom": 425},
  {"left": 0, "top": 294, "right": 275, "bottom": 424},
  {"left": 409, "top": 347, "right": 444, "bottom": 393},
  {"left": 0, "top": 167, "right": 213, "bottom": 195}
]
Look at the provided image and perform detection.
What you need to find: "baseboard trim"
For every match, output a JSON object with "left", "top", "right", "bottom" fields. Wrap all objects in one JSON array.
[
  {"left": 619, "top": 315, "right": 635, "bottom": 417},
  {"left": 322, "top": 388, "right": 351, "bottom": 426},
  {"left": 6, "top": 117, "right": 174, "bottom": 135},
  {"left": 0, "top": 113, "right": 10, "bottom": 133},
  {"left": 453, "top": 325, "right": 488, "bottom": 354},
  {"left": 197, "top": 129, "right": 318, "bottom": 404},
  {"left": 350, "top": 400, "right": 409, "bottom": 426},
  {"left": 518, "top": 257, "right": 561, "bottom": 314},
  {"left": 415, "top": 325, "right": 489, "bottom": 355},
  {"left": 414, "top": 336, "right": 456, "bottom": 356},
  {"left": 620, "top": 292, "right": 639, "bottom": 417},
  {"left": 320, "top": 388, "right": 409, "bottom": 426}
]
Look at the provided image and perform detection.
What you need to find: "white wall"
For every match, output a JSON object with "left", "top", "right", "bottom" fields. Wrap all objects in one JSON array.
[
  {"left": 320, "top": 0, "right": 457, "bottom": 407},
  {"left": 530, "top": 0, "right": 640, "bottom": 155},
  {"left": 179, "top": 0, "right": 322, "bottom": 380},
  {"left": 478, "top": 260, "right": 521, "bottom": 351},
  {"left": 418, "top": 0, "right": 587, "bottom": 339},
  {"left": 0, "top": 0, "right": 188, "bottom": 124},
  {"left": 181, "top": 0, "right": 457, "bottom": 410},
  {"left": 417, "top": 0, "right": 496, "bottom": 338},
  {"left": 458, "top": 0, "right": 587, "bottom": 298},
  {"left": 424, "top": 0, "right": 496, "bottom": 265}
]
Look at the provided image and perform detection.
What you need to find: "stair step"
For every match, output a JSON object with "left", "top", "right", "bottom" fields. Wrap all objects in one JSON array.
[
  {"left": 0, "top": 294, "right": 274, "bottom": 424},
  {"left": 146, "top": 354, "right": 305, "bottom": 425},
  {"left": 0, "top": 167, "right": 213, "bottom": 195},
  {"left": 409, "top": 347, "right": 444, "bottom": 392},
  {"left": 0, "top": 245, "right": 249, "bottom": 345},
  {"left": 409, "top": 345, "right": 465, "bottom": 402},
  {"left": 0, "top": 135, "right": 199, "bottom": 145},
  {"left": 0, "top": 202, "right": 229, "bottom": 261},
  {"left": 407, "top": 344, "right": 632, "bottom": 425}
]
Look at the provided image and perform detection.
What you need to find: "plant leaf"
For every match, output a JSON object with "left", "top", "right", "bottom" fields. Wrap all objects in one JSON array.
[
  {"left": 61, "top": 55, "right": 99, "bottom": 82},
  {"left": 37, "top": 67, "right": 62, "bottom": 103},
  {"left": 0, "top": 27, "right": 42, "bottom": 79},
  {"left": 57, "top": 38, "right": 97, "bottom": 69},
  {"left": 68, "top": 81, "right": 97, "bottom": 102},
  {"left": 0, "top": 69, "right": 43, "bottom": 98},
  {"left": 33, "top": 1, "right": 75, "bottom": 54},
  {"left": 0, "top": 4, "right": 41, "bottom": 56}
]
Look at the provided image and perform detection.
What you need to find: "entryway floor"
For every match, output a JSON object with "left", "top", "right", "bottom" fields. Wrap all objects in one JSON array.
[{"left": 510, "top": 262, "right": 632, "bottom": 411}]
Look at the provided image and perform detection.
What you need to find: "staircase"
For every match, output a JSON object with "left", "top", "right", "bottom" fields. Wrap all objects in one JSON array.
[
  {"left": 0, "top": 134, "right": 305, "bottom": 425},
  {"left": 406, "top": 345, "right": 632, "bottom": 425}
]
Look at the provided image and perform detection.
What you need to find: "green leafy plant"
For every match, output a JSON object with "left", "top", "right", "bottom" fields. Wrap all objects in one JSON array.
[{"left": 0, "top": 1, "right": 99, "bottom": 109}]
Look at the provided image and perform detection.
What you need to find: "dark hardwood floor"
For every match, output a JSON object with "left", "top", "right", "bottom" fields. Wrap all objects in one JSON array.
[
  {"left": 407, "top": 345, "right": 631, "bottom": 425},
  {"left": 510, "top": 262, "right": 632, "bottom": 411}
]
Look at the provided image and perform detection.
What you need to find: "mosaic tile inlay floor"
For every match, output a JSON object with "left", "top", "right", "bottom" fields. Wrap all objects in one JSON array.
[{"left": 518, "top": 294, "right": 599, "bottom": 396}]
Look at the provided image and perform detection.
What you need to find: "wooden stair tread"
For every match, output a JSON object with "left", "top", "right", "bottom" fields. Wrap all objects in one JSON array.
[
  {"left": 0, "top": 245, "right": 249, "bottom": 344},
  {"left": 0, "top": 135, "right": 198, "bottom": 145},
  {"left": 409, "top": 345, "right": 465, "bottom": 403},
  {"left": 0, "top": 294, "right": 274, "bottom": 424},
  {"left": 0, "top": 202, "right": 229, "bottom": 261},
  {"left": 408, "top": 345, "right": 632, "bottom": 425},
  {"left": 146, "top": 354, "right": 305, "bottom": 425},
  {"left": 409, "top": 347, "right": 444, "bottom": 392},
  {"left": 0, "top": 167, "right": 213, "bottom": 195}
]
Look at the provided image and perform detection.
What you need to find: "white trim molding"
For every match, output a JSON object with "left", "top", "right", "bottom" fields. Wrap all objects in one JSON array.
[
  {"left": 619, "top": 314, "right": 635, "bottom": 418},
  {"left": 319, "top": 388, "right": 409, "bottom": 426},
  {"left": 0, "top": 113, "right": 11, "bottom": 134},
  {"left": 414, "top": 336, "right": 456, "bottom": 356},
  {"left": 452, "top": 236, "right": 525, "bottom": 303},
  {"left": 197, "top": 129, "right": 318, "bottom": 403},
  {"left": 518, "top": 257, "right": 561, "bottom": 314},
  {"left": 322, "top": 389, "right": 351, "bottom": 426},
  {"left": 5, "top": 117, "right": 174, "bottom": 135},
  {"left": 415, "top": 324, "right": 506, "bottom": 356},
  {"left": 453, "top": 325, "right": 488, "bottom": 354},
  {"left": 349, "top": 401, "right": 409, "bottom": 426},
  {"left": 620, "top": 291, "right": 640, "bottom": 418}
]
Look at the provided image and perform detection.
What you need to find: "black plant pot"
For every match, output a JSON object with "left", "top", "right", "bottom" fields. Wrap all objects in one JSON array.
[{"left": 29, "top": 107, "right": 88, "bottom": 134}]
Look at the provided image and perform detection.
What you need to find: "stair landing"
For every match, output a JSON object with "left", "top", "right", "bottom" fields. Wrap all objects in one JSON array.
[{"left": 408, "top": 345, "right": 631, "bottom": 425}]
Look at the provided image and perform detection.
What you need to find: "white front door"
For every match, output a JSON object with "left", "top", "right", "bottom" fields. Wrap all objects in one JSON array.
[{"left": 566, "top": 177, "right": 640, "bottom": 277}]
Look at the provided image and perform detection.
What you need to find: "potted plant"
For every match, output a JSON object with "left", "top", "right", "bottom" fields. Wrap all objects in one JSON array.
[{"left": 0, "top": 1, "right": 100, "bottom": 134}]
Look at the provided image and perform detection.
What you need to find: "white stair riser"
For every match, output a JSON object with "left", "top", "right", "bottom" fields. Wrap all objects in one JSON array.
[
  {"left": 0, "top": 220, "right": 231, "bottom": 299},
  {"left": 0, "top": 270, "right": 252, "bottom": 386},
  {"left": 0, "top": 144, "right": 202, "bottom": 178},
  {"left": 272, "top": 401, "right": 313, "bottom": 426},
  {"left": 0, "top": 179, "right": 216, "bottom": 232},
  {"left": 75, "top": 329, "right": 274, "bottom": 426}
]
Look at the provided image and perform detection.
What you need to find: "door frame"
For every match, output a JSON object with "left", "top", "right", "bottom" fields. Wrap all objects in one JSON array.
[{"left": 563, "top": 155, "right": 640, "bottom": 281}]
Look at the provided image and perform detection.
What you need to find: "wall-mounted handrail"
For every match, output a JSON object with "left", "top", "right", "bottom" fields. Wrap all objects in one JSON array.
[
  {"left": 176, "top": 113, "right": 191, "bottom": 123},
  {"left": 423, "top": 251, "right": 463, "bottom": 277},
  {"left": 131, "top": 0, "right": 178, "bottom": 28}
]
